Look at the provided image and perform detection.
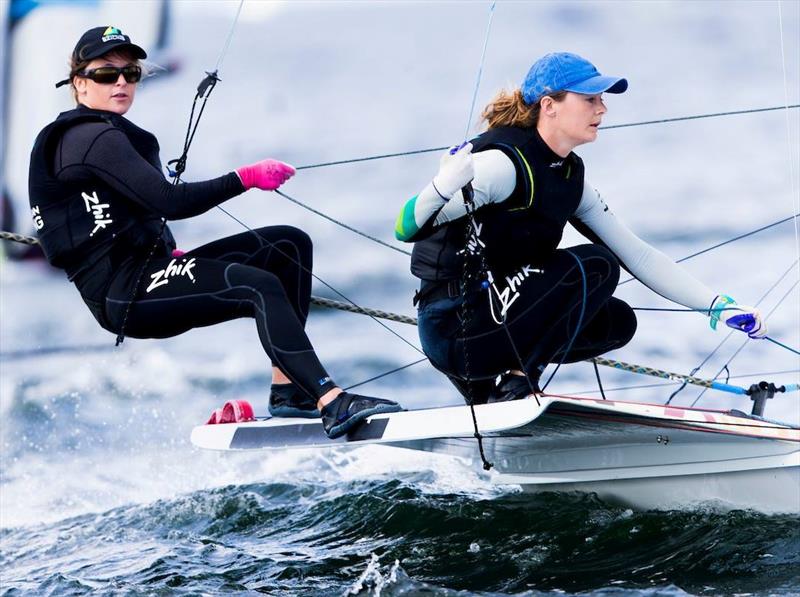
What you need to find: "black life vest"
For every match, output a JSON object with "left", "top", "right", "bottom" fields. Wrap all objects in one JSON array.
[
  {"left": 410, "top": 126, "right": 585, "bottom": 281},
  {"left": 28, "top": 106, "right": 175, "bottom": 279}
]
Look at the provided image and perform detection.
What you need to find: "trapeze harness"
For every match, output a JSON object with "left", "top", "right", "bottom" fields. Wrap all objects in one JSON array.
[
  {"left": 409, "top": 126, "right": 638, "bottom": 384},
  {"left": 28, "top": 105, "right": 336, "bottom": 399}
]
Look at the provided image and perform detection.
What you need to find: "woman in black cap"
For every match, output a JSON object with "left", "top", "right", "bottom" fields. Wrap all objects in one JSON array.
[
  {"left": 30, "top": 26, "right": 401, "bottom": 438},
  {"left": 395, "top": 52, "right": 767, "bottom": 403}
]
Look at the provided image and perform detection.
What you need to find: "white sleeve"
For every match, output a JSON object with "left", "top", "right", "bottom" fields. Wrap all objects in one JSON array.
[
  {"left": 574, "top": 180, "right": 718, "bottom": 312},
  {"left": 433, "top": 149, "right": 517, "bottom": 225}
]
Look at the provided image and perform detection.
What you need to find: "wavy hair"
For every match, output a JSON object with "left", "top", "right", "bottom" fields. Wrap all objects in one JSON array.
[{"left": 480, "top": 88, "right": 567, "bottom": 130}]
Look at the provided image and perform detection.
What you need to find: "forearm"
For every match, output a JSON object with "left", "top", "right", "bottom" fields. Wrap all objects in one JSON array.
[
  {"left": 395, "top": 148, "right": 516, "bottom": 242},
  {"left": 394, "top": 182, "right": 448, "bottom": 242},
  {"left": 78, "top": 128, "right": 246, "bottom": 219},
  {"left": 575, "top": 183, "right": 717, "bottom": 311}
]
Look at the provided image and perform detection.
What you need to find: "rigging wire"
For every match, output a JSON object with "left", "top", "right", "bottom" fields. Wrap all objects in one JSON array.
[
  {"left": 294, "top": 104, "right": 800, "bottom": 171},
  {"left": 275, "top": 190, "right": 411, "bottom": 256}
]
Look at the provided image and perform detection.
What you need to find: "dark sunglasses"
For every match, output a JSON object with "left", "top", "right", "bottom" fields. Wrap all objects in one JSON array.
[{"left": 77, "top": 65, "right": 142, "bottom": 84}]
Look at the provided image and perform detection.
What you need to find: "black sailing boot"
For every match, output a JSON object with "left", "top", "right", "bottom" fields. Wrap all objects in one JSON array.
[
  {"left": 268, "top": 383, "right": 321, "bottom": 418},
  {"left": 320, "top": 392, "right": 402, "bottom": 439}
]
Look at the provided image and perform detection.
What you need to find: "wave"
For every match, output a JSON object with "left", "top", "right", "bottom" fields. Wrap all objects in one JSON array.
[{"left": 2, "top": 478, "right": 798, "bottom": 596}]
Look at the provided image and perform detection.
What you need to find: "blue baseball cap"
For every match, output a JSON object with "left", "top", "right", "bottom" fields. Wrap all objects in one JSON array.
[{"left": 521, "top": 52, "right": 628, "bottom": 105}]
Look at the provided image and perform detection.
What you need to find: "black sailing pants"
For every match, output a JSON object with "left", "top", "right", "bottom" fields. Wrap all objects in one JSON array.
[
  {"left": 417, "top": 244, "right": 637, "bottom": 385},
  {"left": 103, "top": 226, "right": 334, "bottom": 399}
]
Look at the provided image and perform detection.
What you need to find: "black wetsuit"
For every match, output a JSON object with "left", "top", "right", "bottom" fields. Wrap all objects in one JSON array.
[
  {"left": 410, "top": 126, "right": 637, "bottom": 393},
  {"left": 28, "top": 106, "right": 335, "bottom": 399}
]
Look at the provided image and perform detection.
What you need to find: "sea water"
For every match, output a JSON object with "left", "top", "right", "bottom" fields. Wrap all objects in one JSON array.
[{"left": 1, "top": 2, "right": 799, "bottom": 595}]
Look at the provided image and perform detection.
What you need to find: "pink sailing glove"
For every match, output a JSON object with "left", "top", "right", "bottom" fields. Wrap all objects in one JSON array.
[{"left": 236, "top": 159, "right": 296, "bottom": 191}]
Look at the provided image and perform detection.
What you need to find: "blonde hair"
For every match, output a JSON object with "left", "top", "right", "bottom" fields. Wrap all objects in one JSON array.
[
  {"left": 67, "top": 49, "right": 143, "bottom": 104},
  {"left": 480, "top": 88, "right": 567, "bottom": 130}
]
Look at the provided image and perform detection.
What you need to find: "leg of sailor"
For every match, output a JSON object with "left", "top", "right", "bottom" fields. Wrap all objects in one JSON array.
[
  {"left": 104, "top": 225, "right": 402, "bottom": 437},
  {"left": 184, "top": 226, "right": 314, "bottom": 387},
  {"left": 428, "top": 244, "right": 632, "bottom": 382},
  {"left": 104, "top": 246, "right": 335, "bottom": 401}
]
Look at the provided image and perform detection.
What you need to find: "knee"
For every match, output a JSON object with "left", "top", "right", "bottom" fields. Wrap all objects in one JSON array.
[
  {"left": 275, "top": 226, "right": 313, "bottom": 254},
  {"left": 616, "top": 300, "right": 638, "bottom": 345},
  {"left": 571, "top": 244, "right": 620, "bottom": 288},
  {"left": 227, "top": 264, "right": 284, "bottom": 296}
]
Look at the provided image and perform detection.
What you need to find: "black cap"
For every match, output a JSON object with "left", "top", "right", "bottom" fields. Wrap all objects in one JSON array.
[
  {"left": 56, "top": 26, "right": 147, "bottom": 88},
  {"left": 72, "top": 26, "right": 147, "bottom": 62}
]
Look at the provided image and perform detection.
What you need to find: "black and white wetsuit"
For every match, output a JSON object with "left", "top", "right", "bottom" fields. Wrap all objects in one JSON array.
[
  {"left": 396, "top": 126, "right": 718, "bottom": 384},
  {"left": 28, "top": 106, "right": 336, "bottom": 399}
]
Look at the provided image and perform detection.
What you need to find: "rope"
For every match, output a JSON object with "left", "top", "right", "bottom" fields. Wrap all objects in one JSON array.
[
  {"left": 310, "top": 295, "right": 418, "bottom": 325},
  {"left": 5, "top": 227, "right": 798, "bottom": 358},
  {"left": 590, "top": 356, "right": 748, "bottom": 395},
  {"left": 0, "top": 231, "right": 39, "bottom": 245},
  {"left": 294, "top": 104, "right": 800, "bottom": 171}
]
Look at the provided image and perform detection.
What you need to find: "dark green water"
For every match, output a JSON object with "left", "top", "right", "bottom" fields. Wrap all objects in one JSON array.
[{"left": 2, "top": 476, "right": 798, "bottom": 596}]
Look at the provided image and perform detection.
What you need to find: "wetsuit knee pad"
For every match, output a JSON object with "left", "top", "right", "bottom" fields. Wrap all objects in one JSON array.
[{"left": 225, "top": 264, "right": 286, "bottom": 299}]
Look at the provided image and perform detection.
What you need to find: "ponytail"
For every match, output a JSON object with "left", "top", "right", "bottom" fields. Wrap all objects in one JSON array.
[{"left": 480, "top": 88, "right": 567, "bottom": 130}]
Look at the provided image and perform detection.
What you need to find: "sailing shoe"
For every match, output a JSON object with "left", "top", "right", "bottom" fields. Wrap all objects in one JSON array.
[
  {"left": 447, "top": 375, "right": 495, "bottom": 405},
  {"left": 320, "top": 392, "right": 403, "bottom": 439},
  {"left": 487, "top": 372, "right": 540, "bottom": 403},
  {"left": 268, "top": 383, "right": 321, "bottom": 418}
]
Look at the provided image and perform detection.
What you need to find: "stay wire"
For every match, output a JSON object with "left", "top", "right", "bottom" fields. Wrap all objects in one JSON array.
[
  {"left": 275, "top": 190, "right": 411, "bottom": 256},
  {"left": 619, "top": 212, "right": 799, "bottom": 287}
]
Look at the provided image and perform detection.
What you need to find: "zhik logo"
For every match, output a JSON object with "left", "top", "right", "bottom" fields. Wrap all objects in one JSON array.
[
  {"left": 81, "top": 191, "right": 112, "bottom": 236},
  {"left": 146, "top": 258, "right": 198, "bottom": 293}
]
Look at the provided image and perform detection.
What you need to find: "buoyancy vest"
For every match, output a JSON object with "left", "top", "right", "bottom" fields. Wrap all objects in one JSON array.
[
  {"left": 28, "top": 105, "right": 175, "bottom": 280},
  {"left": 410, "top": 126, "right": 585, "bottom": 281}
]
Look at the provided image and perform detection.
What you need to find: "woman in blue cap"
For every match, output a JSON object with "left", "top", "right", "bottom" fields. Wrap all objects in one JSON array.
[
  {"left": 395, "top": 52, "right": 767, "bottom": 402},
  {"left": 29, "top": 26, "right": 401, "bottom": 437}
]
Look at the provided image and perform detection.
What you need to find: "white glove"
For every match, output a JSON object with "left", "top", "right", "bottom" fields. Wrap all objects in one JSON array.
[
  {"left": 432, "top": 142, "right": 475, "bottom": 200},
  {"left": 711, "top": 295, "right": 768, "bottom": 339}
]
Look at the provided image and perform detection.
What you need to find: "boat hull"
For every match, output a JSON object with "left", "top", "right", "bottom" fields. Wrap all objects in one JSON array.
[{"left": 190, "top": 395, "right": 800, "bottom": 512}]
